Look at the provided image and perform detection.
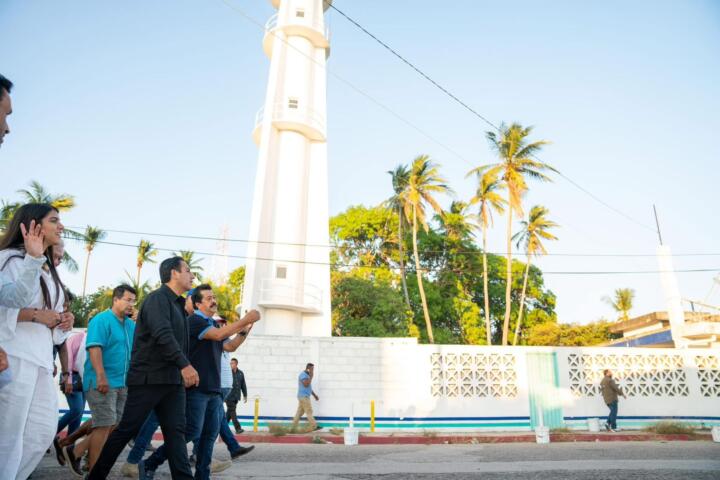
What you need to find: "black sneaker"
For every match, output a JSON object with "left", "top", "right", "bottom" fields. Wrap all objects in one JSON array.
[
  {"left": 138, "top": 459, "right": 155, "bottom": 480},
  {"left": 230, "top": 445, "right": 255, "bottom": 460},
  {"left": 62, "top": 445, "right": 84, "bottom": 478},
  {"left": 237, "top": 427, "right": 245, "bottom": 434},
  {"left": 53, "top": 436, "right": 65, "bottom": 466}
]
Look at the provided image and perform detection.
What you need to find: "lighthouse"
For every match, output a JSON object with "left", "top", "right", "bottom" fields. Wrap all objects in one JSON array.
[{"left": 241, "top": 0, "right": 332, "bottom": 337}]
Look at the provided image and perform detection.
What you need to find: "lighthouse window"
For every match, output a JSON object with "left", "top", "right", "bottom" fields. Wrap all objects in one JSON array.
[
  {"left": 276, "top": 266, "right": 287, "bottom": 279},
  {"left": 288, "top": 98, "right": 299, "bottom": 109},
  {"left": 295, "top": 9, "right": 305, "bottom": 18}
]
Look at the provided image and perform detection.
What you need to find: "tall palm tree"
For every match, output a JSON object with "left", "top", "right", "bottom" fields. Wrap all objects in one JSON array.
[
  {"left": 438, "top": 201, "right": 475, "bottom": 242},
  {"left": 469, "top": 123, "right": 554, "bottom": 345},
  {"left": 81, "top": 226, "right": 106, "bottom": 296},
  {"left": 386, "top": 165, "right": 412, "bottom": 311},
  {"left": 136, "top": 239, "right": 158, "bottom": 287},
  {"left": 397, "top": 155, "right": 451, "bottom": 344},
  {"left": 603, "top": 288, "right": 635, "bottom": 322},
  {"left": 17, "top": 180, "right": 76, "bottom": 211},
  {"left": 175, "top": 250, "right": 204, "bottom": 279},
  {"left": 468, "top": 171, "right": 507, "bottom": 345},
  {"left": 511, "top": 205, "right": 558, "bottom": 345}
]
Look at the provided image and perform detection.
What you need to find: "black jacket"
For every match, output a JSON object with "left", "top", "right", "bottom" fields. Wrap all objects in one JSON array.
[
  {"left": 126, "top": 284, "right": 190, "bottom": 386},
  {"left": 226, "top": 369, "right": 247, "bottom": 403}
]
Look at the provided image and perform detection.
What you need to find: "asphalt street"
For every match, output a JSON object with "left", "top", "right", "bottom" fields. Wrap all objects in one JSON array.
[{"left": 33, "top": 441, "right": 720, "bottom": 480}]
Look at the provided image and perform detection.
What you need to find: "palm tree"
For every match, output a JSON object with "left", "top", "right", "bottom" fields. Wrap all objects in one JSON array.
[
  {"left": 469, "top": 123, "right": 554, "bottom": 345},
  {"left": 386, "top": 165, "right": 412, "bottom": 311},
  {"left": 17, "top": 180, "right": 76, "bottom": 211},
  {"left": 175, "top": 250, "right": 204, "bottom": 279},
  {"left": 397, "top": 155, "right": 451, "bottom": 344},
  {"left": 603, "top": 288, "right": 635, "bottom": 322},
  {"left": 468, "top": 170, "right": 507, "bottom": 345},
  {"left": 438, "top": 201, "right": 475, "bottom": 242},
  {"left": 81, "top": 226, "right": 106, "bottom": 296},
  {"left": 136, "top": 239, "right": 158, "bottom": 287},
  {"left": 511, "top": 205, "right": 558, "bottom": 345}
]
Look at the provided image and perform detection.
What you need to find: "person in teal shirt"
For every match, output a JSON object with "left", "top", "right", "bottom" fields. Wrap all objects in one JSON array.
[{"left": 62, "top": 285, "right": 137, "bottom": 475}]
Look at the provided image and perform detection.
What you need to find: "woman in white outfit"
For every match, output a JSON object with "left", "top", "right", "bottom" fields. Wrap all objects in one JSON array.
[{"left": 0, "top": 203, "right": 74, "bottom": 480}]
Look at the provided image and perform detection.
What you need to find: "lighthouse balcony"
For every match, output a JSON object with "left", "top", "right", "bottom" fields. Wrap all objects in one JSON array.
[
  {"left": 252, "top": 103, "right": 326, "bottom": 144},
  {"left": 269, "top": 0, "right": 333, "bottom": 13},
  {"left": 263, "top": 13, "right": 330, "bottom": 58},
  {"left": 258, "top": 278, "right": 323, "bottom": 314}
]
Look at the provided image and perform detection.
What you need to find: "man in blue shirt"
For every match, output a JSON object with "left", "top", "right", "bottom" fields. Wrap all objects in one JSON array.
[
  {"left": 292, "top": 363, "right": 321, "bottom": 432},
  {"left": 140, "top": 284, "right": 260, "bottom": 480},
  {"left": 62, "top": 284, "right": 137, "bottom": 475}
]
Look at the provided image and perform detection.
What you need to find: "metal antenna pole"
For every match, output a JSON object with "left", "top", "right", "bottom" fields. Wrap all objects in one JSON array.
[{"left": 653, "top": 205, "right": 663, "bottom": 245}]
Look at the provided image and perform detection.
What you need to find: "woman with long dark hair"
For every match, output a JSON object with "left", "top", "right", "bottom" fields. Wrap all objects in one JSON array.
[{"left": 0, "top": 203, "right": 74, "bottom": 479}]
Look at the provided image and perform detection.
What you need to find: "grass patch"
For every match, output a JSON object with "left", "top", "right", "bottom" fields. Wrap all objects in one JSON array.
[
  {"left": 311, "top": 435, "right": 327, "bottom": 444},
  {"left": 550, "top": 427, "right": 572, "bottom": 434},
  {"left": 329, "top": 428, "right": 344, "bottom": 436},
  {"left": 422, "top": 429, "right": 437, "bottom": 438},
  {"left": 267, "top": 423, "right": 293, "bottom": 436},
  {"left": 643, "top": 421, "right": 697, "bottom": 435}
]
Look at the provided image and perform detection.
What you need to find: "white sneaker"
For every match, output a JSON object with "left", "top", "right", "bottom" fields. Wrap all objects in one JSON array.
[
  {"left": 120, "top": 462, "right": 139, "bottom": 478},
  {"left": 211, "top": 459, "right": 232, "bottom": 473}
]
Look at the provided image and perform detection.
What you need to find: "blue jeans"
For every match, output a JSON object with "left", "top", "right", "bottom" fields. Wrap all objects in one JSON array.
[
  {"left": 57, "top": 391, "right": 85, "bottom": 435},
  {"left": 607, "top": 400, "right": 619, "bottom": 429},
  {"left": 193, "top": 387, "right": 242, "bottom": 456},
  {"left": 145, "top": 390, "right": 222, "bottom": 480},
  {"left": 126, "top": 410, "right": 159, "bottom": 464}
]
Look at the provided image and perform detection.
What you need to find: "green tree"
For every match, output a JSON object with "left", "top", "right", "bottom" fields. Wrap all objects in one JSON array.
[
  {"left": 511, "top": 205, "right": 558, "bottom": 345},
  {"left": 468, "top": 170, "right": 506, "bottom": 345},
  {"left": 175, "top": 250, "right": 204, "bottom": 279},
  {"left": 81, "top": 226, "right": 106, "bottom": 297},
  {"left": 396, "top": 155, "right": 451, "bottom": 344},
  {"left": 136, "top": 239, "right": 158, "bottom": 286},
  {"left": 227, "top": 266, "right": 246, "bottom": 304},
  {"left": 525, "top": 320, "right": 615, "bottom": 346},
  {"left": 386, "top": 165, "right": 412, "bottom": 311},
  {"left": 603, "top": 288, "right": 635, "bottom": 321},
  {"left": 469, "top": 123, "right": 554, "bottom": 345}
]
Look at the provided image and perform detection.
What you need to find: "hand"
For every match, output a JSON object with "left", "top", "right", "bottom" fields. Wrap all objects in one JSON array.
[
  {"left": 313, "top": 393, "right": 319, "bottom": 401},
  {"left": 64, "top": 378, "right": 74, "bottom": 394},
  {"left": 96, "top": 373, "right": 109, "bottom": 394},
  {"left": 243, "top": 397, "right": 247, "bottom": 404},
  {"left": 240, "top": 323, "right": 254, "bottom": 337},
  {"left": 245, "top": 309, "right": 261, "bottom": 324},
  {"left": 58, "top": 311, "right": 74, "bottom": 332},
  {"left": 0, "top": 347, "right": 8, "bottom": 372},
  {"left": 21, "top": 220, "right": 45, "bottom": 259},
  {"left": 181, "top": 365, "right": 200, "bottom": 388},
  {"left": 34, "top": 309, "right": 61, "bottom": 328}
]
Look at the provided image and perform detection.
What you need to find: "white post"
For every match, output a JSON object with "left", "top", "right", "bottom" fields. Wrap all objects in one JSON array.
[{"left": 657, "top": 245, "right": 686, "bottom": 348}]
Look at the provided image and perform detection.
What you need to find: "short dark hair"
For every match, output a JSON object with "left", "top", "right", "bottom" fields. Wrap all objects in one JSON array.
[
  {"left": 230, "top": 358, "right": 238, "bottom": 364},
  {"left": 603, "top": 369, "right": 611, "bottom": 375},
  {"left": 0, "top": 74, "right": 12, "bottom": 98},
  {"left": 191, "top": 283, "right": 212, "bottom": 308},
  {"left": 113, "top": 284, "right": 137, "bottom": 300},
  {"left": 306, "top": 363, "right": 314, "bottom": 369},
  {"left": 159, "top": 256, "right": 185, "bottom": 283}
]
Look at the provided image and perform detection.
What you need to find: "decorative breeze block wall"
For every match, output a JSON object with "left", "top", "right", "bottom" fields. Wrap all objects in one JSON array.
[
  {"left": 695, "top": 355, "right": 720, "bottom": 397},
  {"left": 567, "top": 353, "right": 689, "bottom": 397},
  {"left": 430, "top": 353, "right": 518, "bottom": 398}
]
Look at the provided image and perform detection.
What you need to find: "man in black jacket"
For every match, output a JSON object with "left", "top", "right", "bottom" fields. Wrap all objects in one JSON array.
[
  {"left": 226, "top": 358, "right": 247, "bottom": 433},
  {"left": 88, "top": 257, "right": 199, "bottom": 480}
]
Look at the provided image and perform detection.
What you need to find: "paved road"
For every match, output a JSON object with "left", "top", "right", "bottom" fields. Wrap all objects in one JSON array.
[{"left": 34, "top": 441, "right": 720, "bottom": 479}]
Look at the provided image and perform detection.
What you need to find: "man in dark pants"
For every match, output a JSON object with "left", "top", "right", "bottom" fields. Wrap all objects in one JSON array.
[
  {"left": 87, "top": 257, "right": 199, "bottom": 479},
  {"left": 600, "top": 368, "right": 626, "bottom": 432},
  {"left": 226, "top": 358, "right": 247, "bottom": 433}
]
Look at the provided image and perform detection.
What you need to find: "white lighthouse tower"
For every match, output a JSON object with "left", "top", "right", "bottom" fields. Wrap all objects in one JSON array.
[{"left": 241, "top": 0, "right": 332, "bottom": 337}]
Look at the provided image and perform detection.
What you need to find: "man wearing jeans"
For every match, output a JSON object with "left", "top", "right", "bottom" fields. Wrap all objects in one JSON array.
[
  {"left": 140, "top": 285, "right": 260, "bottom": 479},
  {"left": 63, "top": 285, "right": 137, "bottom": 475},
  {"left": 600, "top": 369, "right": 626, "bottom": 432},
  {"left": 292, "top": 363, "right": 321, "bottom": 432}
]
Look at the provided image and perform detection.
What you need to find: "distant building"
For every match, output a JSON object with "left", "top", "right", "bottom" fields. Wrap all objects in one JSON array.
[{"left": 605, "top": 311, "right": 720, "bottom": 348}]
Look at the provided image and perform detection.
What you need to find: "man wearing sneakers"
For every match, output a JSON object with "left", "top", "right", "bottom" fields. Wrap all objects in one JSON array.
[
  {"left": 291, "top": 363, "right": 321, "bottom": 432},
  {"left": 600, "top": 369, "right": 626, "bottom": 432}
]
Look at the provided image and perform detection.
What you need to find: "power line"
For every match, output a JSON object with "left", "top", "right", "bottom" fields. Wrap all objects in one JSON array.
[
  {"left": 327, "top": 2, "right": 657, "bottom": 232},
  {"left": 65, "top": 225, "right": 720, "bottom": 258},
  {"left": 71, "top": 236, "right": 720, "bottom": 277}
]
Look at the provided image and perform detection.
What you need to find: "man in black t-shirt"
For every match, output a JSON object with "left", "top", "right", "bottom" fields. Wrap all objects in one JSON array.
[{"left": 140, "top": 284, "right": 260, "bottom": 480}]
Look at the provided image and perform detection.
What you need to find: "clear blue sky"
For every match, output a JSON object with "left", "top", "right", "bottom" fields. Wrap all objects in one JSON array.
[{"left": 1, "top": 0, "right": 719, "bottom": 324}]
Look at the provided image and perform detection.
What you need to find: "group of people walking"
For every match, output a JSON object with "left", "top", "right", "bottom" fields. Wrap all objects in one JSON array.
[{"left": 0, "top": 73, "right": 262, "bottom": 480}]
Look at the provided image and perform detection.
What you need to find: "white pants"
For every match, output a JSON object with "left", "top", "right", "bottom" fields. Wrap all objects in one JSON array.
[{"left": 0, "top": 355, "right": 57, "bottom": 480}]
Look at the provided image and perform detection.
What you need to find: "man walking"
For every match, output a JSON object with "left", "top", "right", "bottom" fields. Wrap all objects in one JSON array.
[
  {"left": 140, "top": 284, "right": 260, "bottom": 479},
  {"left": 63, "top": 285, "right": 137, "bottom": 475},
  {"left": 87, "top": 257, "right": 199, "bottom": 480},
  {"left": 600, "top": 369, "right": 626, "bottom": 432},
  {"left": 226, "top": 358, "right": 247, "bottom": 433},
  {"left": 291, "top": 363, "right": 321, "bottom": 432}
]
